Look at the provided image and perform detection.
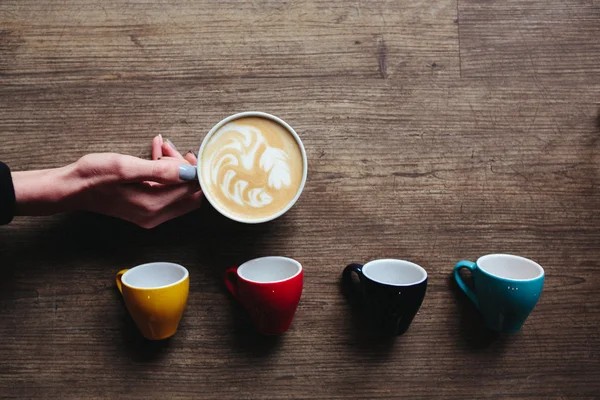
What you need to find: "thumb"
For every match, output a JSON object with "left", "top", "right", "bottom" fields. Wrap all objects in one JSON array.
[{"left": 121, "top": 156, "right": 197, "bottom": 184}]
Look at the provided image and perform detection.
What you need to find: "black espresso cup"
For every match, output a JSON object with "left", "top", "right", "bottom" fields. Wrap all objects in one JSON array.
[{"left": 343, "top": 259, "right": 428, "bottom": 335}]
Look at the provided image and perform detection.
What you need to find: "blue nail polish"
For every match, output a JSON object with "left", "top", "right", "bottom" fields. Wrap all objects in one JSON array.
[{"left": 179, "top": 164, "right": 197, "bottom": 180}]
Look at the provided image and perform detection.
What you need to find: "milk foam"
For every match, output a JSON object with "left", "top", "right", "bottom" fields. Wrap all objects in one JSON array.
[{"left": 203, "top": 122, "right": 293, "bottom": 209}]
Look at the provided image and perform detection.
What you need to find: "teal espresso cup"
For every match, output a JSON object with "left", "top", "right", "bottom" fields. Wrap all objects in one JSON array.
[{"left": 454, "top": 254, "right": 545, "bottom": 333}]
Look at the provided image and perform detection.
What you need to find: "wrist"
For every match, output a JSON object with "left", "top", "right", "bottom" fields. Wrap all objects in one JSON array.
[{"left": 12, "top": 164, "right": 82, "bottom": 216}]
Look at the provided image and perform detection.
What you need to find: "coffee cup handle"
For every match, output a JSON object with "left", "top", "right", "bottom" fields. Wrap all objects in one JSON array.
[
  {"left": 115, "top": 269, "right": 129, "bottom": 295},
  {"left": 454, "top": 260, "right": 479, "bottom": 309},
  {"left": 342, "top": 264, "right": 365, "bottom": 302},
  {"left": 224, "top": 267, "right": 239, "bottom": 300}
]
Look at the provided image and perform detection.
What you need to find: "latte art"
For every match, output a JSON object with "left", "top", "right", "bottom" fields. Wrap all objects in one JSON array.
[
  {"left": 208, "top": 123, "right": 291, "bottom": 208},
  {"left": 201, "top": 116, "right": 304, "bottom": 221}
]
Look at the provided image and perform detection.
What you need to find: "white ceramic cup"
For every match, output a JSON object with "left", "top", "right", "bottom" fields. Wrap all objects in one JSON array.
[{"left": 196, "top": 111, "right": 308, "bottom": 223}]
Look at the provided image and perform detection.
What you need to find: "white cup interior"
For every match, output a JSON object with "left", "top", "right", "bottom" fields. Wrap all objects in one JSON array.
[
  {"left": 122, "top": 262, "right": 188, "bottom": 289},
  {"left": 362, "top": 259, "right": 427, "bottom": 286},
  {"left": 477, "top": 254, "right": 544, "bottom": 280},
  {"left": 238, "top": 256, "right": 302, "bottom": 283}
]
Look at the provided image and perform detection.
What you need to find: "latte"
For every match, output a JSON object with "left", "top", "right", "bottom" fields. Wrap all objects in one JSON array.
[{"left": 200, "top": 115, "right": 305, "bottom": 222}]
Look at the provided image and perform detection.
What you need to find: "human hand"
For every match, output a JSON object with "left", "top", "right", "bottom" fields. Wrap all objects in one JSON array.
[
  {"left": 151, "top": 134, "right": 198, "bottom": 166},
  {"left": 12, "top": 136, "right": 203, "bottom": 228}
]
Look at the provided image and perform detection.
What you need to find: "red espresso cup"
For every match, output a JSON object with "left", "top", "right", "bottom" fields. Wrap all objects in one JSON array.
[{"left": 224, "top": 257, "right": 303, "bottom": 335}]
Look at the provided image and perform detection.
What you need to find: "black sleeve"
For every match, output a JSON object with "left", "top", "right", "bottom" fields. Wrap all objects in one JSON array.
[{"left": 0, "top": 162, "right": 16, "bottom": 225}]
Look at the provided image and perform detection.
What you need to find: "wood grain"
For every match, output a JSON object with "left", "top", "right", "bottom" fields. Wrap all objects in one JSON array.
[
  {"left": 459, "top": 0, "right": 600, "bottom": 79},
  {"left": 1, "top": 0, "right": 599, "bottom": 399}
]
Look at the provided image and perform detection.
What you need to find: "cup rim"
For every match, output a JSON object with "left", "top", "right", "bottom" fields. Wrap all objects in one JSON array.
[
  {"left": 197, "top": 111, "right": 308, "bottom": 224},
  {"left": 121, "top": 262, "right": 189, "bottom": 290},
  {"left": 362, "top": 258, "right": 428, "bottom": 286},
  {"left": 476, "top": 253, "right": 545, "bottom": 282},
  {"left": 237, "top": 256, "right": 303, "bottom": 284}
]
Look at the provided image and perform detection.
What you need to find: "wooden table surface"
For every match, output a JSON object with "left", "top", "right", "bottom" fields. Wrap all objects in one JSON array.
[{"left": 1, "top": 1, "right": 599, "bottom": 399}]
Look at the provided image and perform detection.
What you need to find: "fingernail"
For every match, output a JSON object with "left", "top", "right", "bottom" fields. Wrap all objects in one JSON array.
[
  {"left": 187, "top": 150, "right": 198, "bottom": 158},
  {"left": 165, "top": 138, "right": 177, "bottom": 151},
  {"left": 158, "top": 134, "right": 163, "bottom": 145},
  {"left": 178, "top": 164, "right": 197, "bottom": 180}
]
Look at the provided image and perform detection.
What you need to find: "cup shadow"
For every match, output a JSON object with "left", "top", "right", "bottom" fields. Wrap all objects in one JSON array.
[
  {"left": 115, "top": 291, "right": 173, "bottom": 363},
  {"left": 192, "top": 199, "right": 302, "bottom": 283},
  {"left": 192, "top": 202, "right": 294, "bottom": 358},
  {"left": 0, "top": 202, "right": 294, "bottom": 360},
  {"left": 447, "top": 272, "right": 510, "bottom": 351},
  {"left": 227, "top": 301, "right": 284, "bottom": 358},
  {"left": 338, "top": 277, "right": 398, "bottom": 357}
]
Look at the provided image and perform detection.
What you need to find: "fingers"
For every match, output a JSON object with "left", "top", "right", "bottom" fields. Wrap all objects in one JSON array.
[
  {"left": 118, "top": 155, "right": 191, "bottom": 184},
  {"left": 157, "top": 155, "right": 197, "bottom": 181},
  {"left": 138, "top": 180, "right": 200, "bottom": 205},
  {"left": 184, "top": 150, "right": 197, "bottom": 165},
  {"left": 95, "top": 181, "right": 202, "bottom": 228},
  {"left": 141, "top": 156, "right": 190, "bottom": 187},
  {"left": 75, "top": 150, "right": 203, "bottom": 229},
  {"left": 151, "top": 134, "right": 164, "bottom": 160},
  {"left": 161, "top": 138, "right": 185, "bottom": 160},
  {"left": 145, "top": 190, "right": 203, "bottom": 229},
  {"left": 122, "top": 186, "right": 203, "bottom": 229},
  {"left": 158, "top": 156, "right": 190, "bottom": 165},
  {"left": 153, "top": 136, "right": 195, "bottom": 165}
]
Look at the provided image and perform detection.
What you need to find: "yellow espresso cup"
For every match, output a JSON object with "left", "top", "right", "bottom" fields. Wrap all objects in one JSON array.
[{"left": 116, "top": 262, "right": 189, "bottom": 340}]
